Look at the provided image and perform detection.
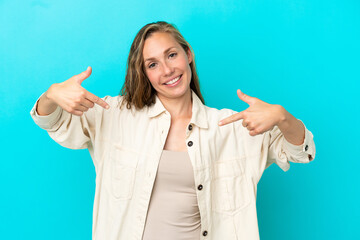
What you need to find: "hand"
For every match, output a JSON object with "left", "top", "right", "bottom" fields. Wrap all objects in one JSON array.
[
  {"left": 46, "top": 66, "right": 110, "bottom": 116},
  {"left": 218, "top": 89, "right": 285, "bottom": 136}
]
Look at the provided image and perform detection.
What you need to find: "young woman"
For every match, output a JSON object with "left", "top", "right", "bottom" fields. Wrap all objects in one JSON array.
[{"left": 30, "top": 21, "right": 316, "bottom": 240}]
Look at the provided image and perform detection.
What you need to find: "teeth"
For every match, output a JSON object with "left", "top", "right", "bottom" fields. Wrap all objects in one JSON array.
[{"left": 165, "top": 75, "right": 181, "bottom": 85}]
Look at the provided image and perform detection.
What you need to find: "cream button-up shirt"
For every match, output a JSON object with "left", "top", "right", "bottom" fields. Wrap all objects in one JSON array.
[{"left": 30, "top": 89, "right": 316, "bottom": 240}]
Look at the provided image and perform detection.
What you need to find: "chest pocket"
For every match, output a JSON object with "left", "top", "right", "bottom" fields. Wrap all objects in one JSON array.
[
  {"left": 110, "top": 144, "right": 139, "bottom": 200},
  {"left": 211, "top": 158, "right": 251, "bottom": 215}
]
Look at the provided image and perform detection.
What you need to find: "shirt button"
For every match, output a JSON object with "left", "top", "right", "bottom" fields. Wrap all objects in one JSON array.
[
  {"left": 188, "top": 124, "right": 193, "bottom": 131},
  {"left": 202, "top": 230, "right": 208, "bottom": 236},
  {"left": 305, "top": 145, "right": 309, "bottom": 151},
  {"left": 197, "top": 184, "right": 203, "bottom": 190},
  {"left": 187, "top": 141, "right": 193, "bottom": 147}
]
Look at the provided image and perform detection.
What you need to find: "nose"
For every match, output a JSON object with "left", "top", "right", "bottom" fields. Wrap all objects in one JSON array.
[{"left": 162, "top": 61, "right": 174, "bottom": 76}]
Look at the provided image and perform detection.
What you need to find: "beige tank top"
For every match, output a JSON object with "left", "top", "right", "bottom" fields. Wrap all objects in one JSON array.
[{"left": 142, "top": 150, "right": 201, "bottom": 240}]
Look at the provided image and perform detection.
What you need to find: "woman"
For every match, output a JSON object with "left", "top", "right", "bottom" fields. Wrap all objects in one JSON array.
[{"left": 30, "top": 21, "right": 316, "bottom": 240}]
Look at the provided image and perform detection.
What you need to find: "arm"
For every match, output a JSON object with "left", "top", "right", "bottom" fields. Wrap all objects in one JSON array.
[
  {"left": 266, "top": 118, "right": 316, "bottom": 172},
  {"left": 30, "top": 67, "right": 110, "bottom": 149},
  {"left": 218, "top": 89, "right": 316, "bottom": 172},
  {"left": 277, "top": 106, "right": 306, "bottom": 146},
  {"left": 36, "top": 87, "right": 58, "bottom": 116}
]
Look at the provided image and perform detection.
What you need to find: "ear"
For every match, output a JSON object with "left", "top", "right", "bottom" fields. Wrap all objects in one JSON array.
[{"left": 187, "top": 48, "right": 193, "bottom": 64}]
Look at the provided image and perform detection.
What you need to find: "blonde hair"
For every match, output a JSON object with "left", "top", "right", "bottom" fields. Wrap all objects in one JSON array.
[{"left": 119, "top": 21, "right": 205, "bottom": 110}]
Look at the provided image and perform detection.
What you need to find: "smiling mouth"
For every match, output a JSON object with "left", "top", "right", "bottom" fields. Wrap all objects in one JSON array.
[{"left": 163, "top": 74, "right": 182, "bottom": 85}]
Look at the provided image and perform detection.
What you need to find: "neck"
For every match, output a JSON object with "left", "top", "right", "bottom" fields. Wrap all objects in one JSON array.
[{"left": 157, "top": 88, "right": 192, "bottom": 120}]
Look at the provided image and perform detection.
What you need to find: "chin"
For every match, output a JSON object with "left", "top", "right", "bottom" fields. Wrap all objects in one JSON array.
[{"left": 159, "top": 86, "right": 190, "bottom": 99}]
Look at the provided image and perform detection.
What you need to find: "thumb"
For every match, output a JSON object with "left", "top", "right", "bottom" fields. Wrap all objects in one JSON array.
[
  {"left": 237, "top": 89, "right": 255, "bottom": 105},
  {"left": 76, "top": 66, "right": 92, "bottom": 85}
]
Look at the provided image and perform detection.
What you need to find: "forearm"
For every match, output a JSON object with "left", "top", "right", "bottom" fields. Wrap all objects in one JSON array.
[
  {"left": 36, "top": 85, "right": 58, "bottom": 116},
  {"left": 276, "top": 106, "right": 305, "bottom": 146}
]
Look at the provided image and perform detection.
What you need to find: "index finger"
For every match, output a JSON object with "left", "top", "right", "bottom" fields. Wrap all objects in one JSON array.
[
  {"left": 85, "top": 90, "right": 110, "bottom": 109},
  {"left": 218, "top": 111, "right": 244, "bottom": 126}
]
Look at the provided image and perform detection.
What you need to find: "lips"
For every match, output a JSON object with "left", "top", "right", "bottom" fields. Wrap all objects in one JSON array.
[{"left": 163, "top": 74, "right": 182, "bottom": 85}]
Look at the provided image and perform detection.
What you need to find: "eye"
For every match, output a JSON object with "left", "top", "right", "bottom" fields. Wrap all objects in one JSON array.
[
  {"left": 148, "top": 63, "right": 156, "bottom": 69},
  {"left": 169, "top": 52, "right": 177, "bottom": 58}
]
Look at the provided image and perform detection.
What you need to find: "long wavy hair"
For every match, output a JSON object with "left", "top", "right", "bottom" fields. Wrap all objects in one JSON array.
[{"left": 118, "top": 21, "right": 205, "bottom": 110}]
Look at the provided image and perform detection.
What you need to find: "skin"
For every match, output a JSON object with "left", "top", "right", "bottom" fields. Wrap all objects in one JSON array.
[
  {"left": 143, "top": 32, "right": 308, "bottom": 152},
  {"left": 143, "top": 32, "right": 194, "bottom": 152},
  {"left": 36, "top": 66, "right": 109, "bottom": 116},
  {"left": 37, "top": 31, "right": 308, "bottom": 154},
  {"left": 218, "top": 89, "right": 308, "bottom": 148}
]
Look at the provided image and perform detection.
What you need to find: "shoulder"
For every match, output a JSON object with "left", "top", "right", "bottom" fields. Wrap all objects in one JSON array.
[
  {"left": 96, "top": 95, "right": 148, "bottom": 117},
  {"left": 106, "top": 95, "right": 124, "bottom": 108},
  {"left": 203, "top": 105, "right": 243, "bottom": 131},
  {"left": 204, "top": 104, "right": 239, "bottom": 119},
  {"left": 92, "top": 95, "right": 127, "bottom": 113}
]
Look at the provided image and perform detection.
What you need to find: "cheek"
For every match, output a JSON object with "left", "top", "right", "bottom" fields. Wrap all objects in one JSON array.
[
  {"left": 182, "top": 58, "right": 191, "bottom": 72},
  {"left": 146, "top": 71, "right": 160, "bottom": 86},
  {"left": 185, "top": 61, "right": 192, "bottom": 76}
]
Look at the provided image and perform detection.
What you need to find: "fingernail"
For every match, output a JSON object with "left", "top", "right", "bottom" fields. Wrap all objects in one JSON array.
[
  {"left": 218, "top": 121, "right": 223, "bottom": 126},
  {"left": 106, "top": 105, "right": 110, "bottom": 109}
]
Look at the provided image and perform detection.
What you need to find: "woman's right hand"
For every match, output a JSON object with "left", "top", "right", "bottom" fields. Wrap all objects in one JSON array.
[{"left": 43, "top": 66, "right": 110, "bottom": 116}]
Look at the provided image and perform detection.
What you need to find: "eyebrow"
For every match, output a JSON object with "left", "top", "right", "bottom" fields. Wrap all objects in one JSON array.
[{"left": 144, "top": 47, "right": 177, "bottom": 63}]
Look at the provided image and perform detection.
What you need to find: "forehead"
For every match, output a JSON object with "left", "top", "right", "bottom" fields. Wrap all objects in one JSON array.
[{"left": 143, "top": 32, "right": 181, "bottom": 59}]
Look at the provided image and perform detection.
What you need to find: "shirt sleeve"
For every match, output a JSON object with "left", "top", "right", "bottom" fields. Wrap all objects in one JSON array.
[
  {"left": 29, "top": 92, "right": 99, "bottom": 150},
  {"left": 266, "top": 119, "right": 316, "bottom": 172}
]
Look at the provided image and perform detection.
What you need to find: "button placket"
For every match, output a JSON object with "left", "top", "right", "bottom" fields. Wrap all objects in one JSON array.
[
  {"left": 159, "top": 113, "right": 171, "bottom": 146},
  {"left": 186, "top": 124, "right": 193, "bottom": 138},
  {"left": 186, "top": 125, "right": 208, "bottom": 238}
]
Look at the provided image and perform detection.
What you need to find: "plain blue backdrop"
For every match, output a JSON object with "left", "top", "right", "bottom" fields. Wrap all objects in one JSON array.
[{"left": 1, "top": 0, "right": 359, "bottom": 239}]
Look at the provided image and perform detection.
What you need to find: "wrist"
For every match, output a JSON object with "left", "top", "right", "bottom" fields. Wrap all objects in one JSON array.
[
  {"left": 36, "top": 84, "right": 59, "bottom": 116},
  {"left": 276, "top": 105, "right": 290, "bottom": 131},
  {"left": 45, "top": 84, "right": 58, "bottom": 104}
]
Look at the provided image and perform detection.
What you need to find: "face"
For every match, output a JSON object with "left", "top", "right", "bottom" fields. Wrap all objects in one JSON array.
[{"left": 143, "top": 32, "right": 193, "bottom": 101}]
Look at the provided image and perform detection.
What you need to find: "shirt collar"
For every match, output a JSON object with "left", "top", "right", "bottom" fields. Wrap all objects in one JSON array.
[{"left": 147, "top": 89, "right": 209, "bottom": 129}]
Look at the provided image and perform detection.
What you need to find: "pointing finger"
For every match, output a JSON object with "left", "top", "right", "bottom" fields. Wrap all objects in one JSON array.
[
  {"left": 84, "top": 90, "right": 110, "bottom": 109},
  {"left": 80, "top": 98, "right": 95, "bottom": 109},
  {"left": 218, "top": 111, "right": 244, "bottom": 126}
]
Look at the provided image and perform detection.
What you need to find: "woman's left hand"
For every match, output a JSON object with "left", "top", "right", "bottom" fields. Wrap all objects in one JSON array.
[{"left": 218, "top": 89, "right": 285, "bottom": 136}]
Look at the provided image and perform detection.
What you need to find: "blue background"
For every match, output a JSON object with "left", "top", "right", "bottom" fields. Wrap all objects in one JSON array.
[{"left": 1, "top": 0, "right": 359, "bottom": 239}]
